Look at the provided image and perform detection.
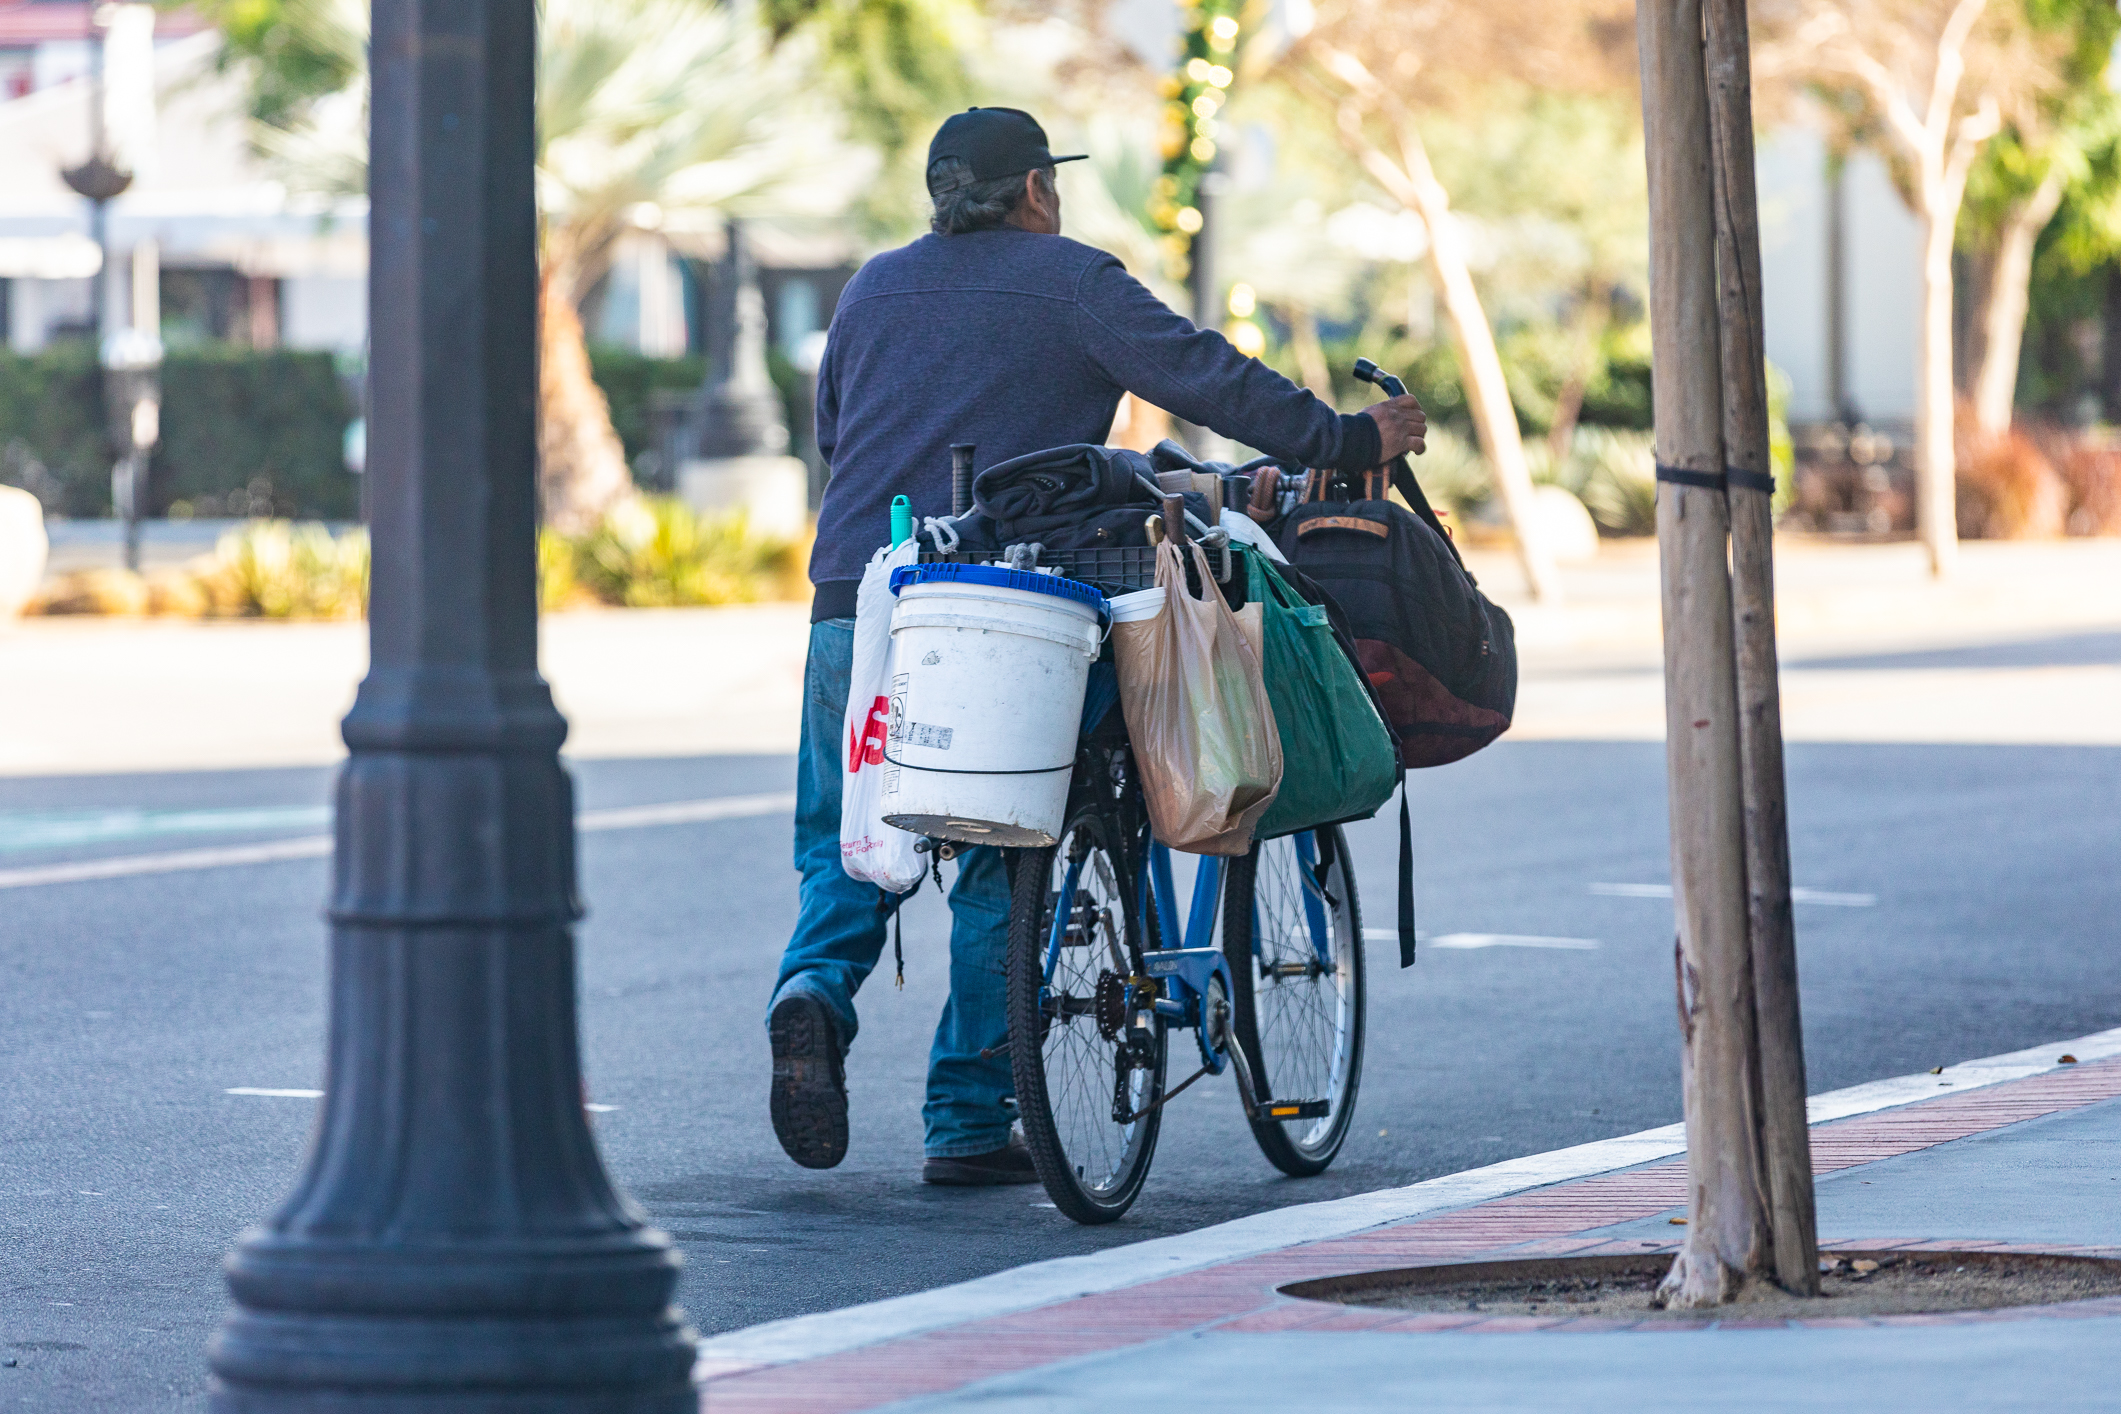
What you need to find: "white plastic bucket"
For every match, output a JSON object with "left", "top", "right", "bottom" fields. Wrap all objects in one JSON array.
[
  {"left": 881, "top": 567, "right": 1106, "bottom": 848},
  {"left": 1107, "top": 586, "right": 1165, "bottom": 623}
]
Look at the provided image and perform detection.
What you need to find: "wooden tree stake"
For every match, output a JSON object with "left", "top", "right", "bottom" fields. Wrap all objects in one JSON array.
[
  {"left": 1637, "top": 0, "right": 1772, "bottom": 1310},
  {"left": 1705, "top": 0, "right": 1819, "bottom": 1298}
]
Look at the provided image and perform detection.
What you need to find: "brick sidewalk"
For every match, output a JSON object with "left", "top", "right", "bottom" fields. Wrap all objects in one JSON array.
[{"left": 698, "top": 1057, "right": 2121, "bottom": 1413}]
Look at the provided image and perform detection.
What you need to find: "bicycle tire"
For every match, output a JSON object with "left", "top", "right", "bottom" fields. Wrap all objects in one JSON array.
[
  {"left": 1005, "top": 806, "right": 1165, "bottom": 1224},
  {"left": 1222, "top": 826, "right": 1365, "bottom": 1177}
]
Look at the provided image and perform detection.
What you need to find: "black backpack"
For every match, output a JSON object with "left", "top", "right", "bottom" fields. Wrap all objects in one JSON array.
[{"left": 1275, "top": 457, "right": 1517, "bottom": 770}]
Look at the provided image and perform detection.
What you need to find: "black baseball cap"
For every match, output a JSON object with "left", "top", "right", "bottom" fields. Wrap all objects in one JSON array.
[{"left": 926, "top": 108, "right": 1086, "bottom": 188}]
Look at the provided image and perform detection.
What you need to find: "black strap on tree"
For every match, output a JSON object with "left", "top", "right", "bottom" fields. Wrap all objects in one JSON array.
[{"left": 1655, "top": 463, "right": 1776, "bottom": 495}]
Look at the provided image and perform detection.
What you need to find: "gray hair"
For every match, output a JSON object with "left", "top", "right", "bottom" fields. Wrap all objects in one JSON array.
[{"left": 928, "top": 158, "right": 1054, "bottom": 235}]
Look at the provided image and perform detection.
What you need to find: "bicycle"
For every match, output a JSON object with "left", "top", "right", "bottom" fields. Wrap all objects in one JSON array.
[
  {"left": 917, "top": 377, "right": 1417, "bottom": 1224},
  {"left": 989, "top": 548, "right": 1367, "bottom": 1226}
]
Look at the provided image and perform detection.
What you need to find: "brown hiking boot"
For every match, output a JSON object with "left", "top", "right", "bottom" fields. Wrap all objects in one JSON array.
[{"left": 921, "top": 1131, "right": 1039, "bottom": 1186}]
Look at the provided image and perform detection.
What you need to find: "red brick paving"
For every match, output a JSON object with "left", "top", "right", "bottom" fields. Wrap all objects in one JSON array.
[{"left": 699, "top": 1058, "right": 2121, "bottom": 1412}]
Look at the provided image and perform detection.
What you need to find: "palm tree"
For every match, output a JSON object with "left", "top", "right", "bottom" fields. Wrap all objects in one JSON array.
[{"left": 221, "top": 0, "right": 865, "bottom": 531}]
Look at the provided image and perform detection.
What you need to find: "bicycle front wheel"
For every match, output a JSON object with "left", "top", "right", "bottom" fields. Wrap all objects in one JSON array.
[
  {"left": 1222, "top": 826, "right": 1365, "bottom": 1177},
  {"left": 1005, "top": 806, "right": 1165, "bottom": 1224}
]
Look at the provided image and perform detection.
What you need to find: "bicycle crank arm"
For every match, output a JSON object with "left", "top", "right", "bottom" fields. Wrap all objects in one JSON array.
[{"left": 1214, "top": 999, "right": 1330, "bottom": 1124}]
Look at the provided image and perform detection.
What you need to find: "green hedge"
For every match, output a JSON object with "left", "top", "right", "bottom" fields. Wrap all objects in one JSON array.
[
  {"left": 586, "top": 348, "right": 707, "bottom": 469},
  {"left": 588, "top": 347, "right": 810, "bottom": 475},
  {"left": 0, "top": 345, "right": 797, "bottom": 521},
  {"left": 0, "top": 345, "right": 108, "bottom": 518},
  {"left": 0, "top": 343, "right": 358, "bottom": 519}
]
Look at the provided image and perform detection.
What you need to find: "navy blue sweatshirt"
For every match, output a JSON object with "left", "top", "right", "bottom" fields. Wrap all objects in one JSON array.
[{"left": 808, "top": 227, "right": 1380, "bottom": 616}]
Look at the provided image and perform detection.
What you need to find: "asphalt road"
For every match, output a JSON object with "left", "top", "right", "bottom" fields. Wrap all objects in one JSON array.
[{"left": 3, "top": 737, "right": 2119, "bottom": 1409}]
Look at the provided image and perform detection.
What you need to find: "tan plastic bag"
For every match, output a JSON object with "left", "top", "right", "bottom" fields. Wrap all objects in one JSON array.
[{"left": 1112, "top": 540, "right": 1282, "bottom": 854}]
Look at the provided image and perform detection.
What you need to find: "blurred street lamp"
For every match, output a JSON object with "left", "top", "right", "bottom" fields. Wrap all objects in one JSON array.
[
  {"left": 60, "top": 7, "right": 131, "bottom": 350},
  {"left": 687, "top": 219, "right": 791, "bottom": 461},
  {"left": 64, "top": 5, "right": 162, "bottom": 567},
  {"left": 101, "top": 323, "right": 160, "bottom": 571},
  {"left": 205, "top": 1, "right": 696, "bottom": 1408}
]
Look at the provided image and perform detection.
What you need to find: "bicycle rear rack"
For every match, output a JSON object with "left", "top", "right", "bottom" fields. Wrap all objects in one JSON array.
[{"left": 914, "top": 541, "right": 1233, "bottom": 595}]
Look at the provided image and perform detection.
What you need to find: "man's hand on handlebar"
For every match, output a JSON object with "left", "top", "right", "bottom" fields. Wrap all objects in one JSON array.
[{"left": 1362, "top": 394, "right": 1427, "bottom": 462}]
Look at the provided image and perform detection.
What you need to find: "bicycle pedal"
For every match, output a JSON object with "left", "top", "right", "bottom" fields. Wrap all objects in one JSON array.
[{"left": 1262, "top": 1099, "right": 1329, "bottom": 1121}]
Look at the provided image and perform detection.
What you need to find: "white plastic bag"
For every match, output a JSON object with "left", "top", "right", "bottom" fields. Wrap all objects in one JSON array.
[{"left": 839, "top": 538, "right": 925, "bottom": 891}]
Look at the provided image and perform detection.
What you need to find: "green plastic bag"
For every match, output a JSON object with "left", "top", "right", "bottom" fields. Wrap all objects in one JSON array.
[{"left": 1248, "top": 551, "right": 1400, "bottom": 840}]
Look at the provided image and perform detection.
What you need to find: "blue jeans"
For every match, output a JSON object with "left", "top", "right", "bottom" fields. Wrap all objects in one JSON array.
[{"left": 768, "top": 617, "right": 1016, "bottom": 1159}]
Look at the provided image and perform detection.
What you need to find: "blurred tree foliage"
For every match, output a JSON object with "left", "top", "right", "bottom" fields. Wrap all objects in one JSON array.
[
  {"left": 177, "top": 0, "right": 360, "bottom": 132},
  {"left": 760, "top": 0, "right": 977, "bottom": 158},
  {"left": 1954, "top": 0, "right": 2121, "bottom": 427}
]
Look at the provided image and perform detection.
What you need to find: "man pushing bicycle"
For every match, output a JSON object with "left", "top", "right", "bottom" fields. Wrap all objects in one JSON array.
[{"left": 768, "top": 106, "right": 1426, "bottom": 1184}]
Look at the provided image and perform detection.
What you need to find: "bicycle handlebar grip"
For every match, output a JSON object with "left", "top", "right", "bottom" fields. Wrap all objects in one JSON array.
[
  {"left": 1352, "top": 357, "right": 1409, "bottom": 401},
  {"left": 950, "top": 443, "right": 976, "bottom": 517}
]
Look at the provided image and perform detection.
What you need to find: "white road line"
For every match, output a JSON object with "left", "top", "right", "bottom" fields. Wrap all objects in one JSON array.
[
  {"left": 1791, "top": 887, "right": 1880, "bottom": 906},
  {"left": 695, "top": 1023, "right": 2121, "bottom": 1372},
  {"left": 1589, "top": 882, "right": 1877, "bottom": 906},
  {"left": 1366, "top": 930, "right": 1598, "bottom": 951},
  {"left": 227, "top": 1087, "right": 622, "bottom": 1113},
  {"left": 577, "top": 792, "right": 795, "bottom": 832},
  {"left": 0, "top": 791, "right": 798, "bottom": 892},
  {"left": 0, "top": 837, "right": 333, "bottom": 890}
]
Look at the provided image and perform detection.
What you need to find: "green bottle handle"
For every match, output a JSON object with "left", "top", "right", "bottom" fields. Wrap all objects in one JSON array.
[{"left": 890, "top": 494, "right": 913, "bottom": 549}]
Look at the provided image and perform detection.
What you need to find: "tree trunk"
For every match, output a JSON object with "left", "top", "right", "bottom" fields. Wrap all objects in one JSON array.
[
  {"left": 1972, "top": 163, "right": 2067, "bottom": 436},
  {"left": 1317, "top": 73, "right": 1562, "bottom": 603},
  {"left": 539, "top": 264, "right": 636, "bottom": 536},
  {"left": 1547, "top": 296, "right": 1608, "bottom": 466},
  {"left": 1706, "top": 0, "right": 1817, "bottom": 1298},
  {"left": 1915, "top": 201, "right": 1961, "bottom": 576},
  {"left": 1638, "top": 0, "right": 1772, "bottom": 1311},
  {"left": 1547, "top": 369, "right": 1589, "bottom": 468},
  {"left": 1388, "top": 127, "right": 1562, "bottom": 603},
  {"left": 1286, "top": 305, "right": 1337, "bottom": 403}
]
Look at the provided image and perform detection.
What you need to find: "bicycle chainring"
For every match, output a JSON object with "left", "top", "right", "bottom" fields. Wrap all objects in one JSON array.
[{"left": 1094, "top": 970, "right": 1128, "bottom": 1041}]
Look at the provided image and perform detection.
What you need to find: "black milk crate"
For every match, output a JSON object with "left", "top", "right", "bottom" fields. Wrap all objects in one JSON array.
[
  {"left": 912, "top": 545, "right": 1158, "bottom": 595},
  {"left": 914, "top": 542, "right": 1236, "bottom": 598}
]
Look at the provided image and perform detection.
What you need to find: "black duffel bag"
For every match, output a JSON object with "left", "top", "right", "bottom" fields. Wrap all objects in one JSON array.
[{"left": 1275, "top": 456, "right": 1516, "bottom": 770}]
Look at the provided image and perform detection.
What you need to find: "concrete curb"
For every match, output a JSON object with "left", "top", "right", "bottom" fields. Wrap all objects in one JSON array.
[{"left": 696, "top": 1024, "right": 2121, "bottom": 1370}]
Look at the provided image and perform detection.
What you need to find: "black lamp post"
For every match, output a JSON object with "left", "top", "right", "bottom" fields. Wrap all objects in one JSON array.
[{"left": 206, "top": 2, "right": 696, "bottom": 1408}]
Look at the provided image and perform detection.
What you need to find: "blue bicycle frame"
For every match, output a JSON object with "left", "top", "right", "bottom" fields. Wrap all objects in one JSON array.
[{"left": 1039, "top": 831, "right": 1335, "bottom": 1081}]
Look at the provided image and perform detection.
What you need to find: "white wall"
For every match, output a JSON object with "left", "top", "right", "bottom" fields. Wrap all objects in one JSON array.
[
  {"left": 1758, "top": 127, "right": 1832, "bottom": 422},
  {"left": 6, "top": 278, "right": 92, "bottom": 353},
  {"left": 282, "top": 275, "right": 366, "bottom": 354},
  {"left": 1756, "top": 125, "right": 1922, "bottom": 424},
  {"left": 1842, "top": 150, "right": 1921, "bottom": 424}
]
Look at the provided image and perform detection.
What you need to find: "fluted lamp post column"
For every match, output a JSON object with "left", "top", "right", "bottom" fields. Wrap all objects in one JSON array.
[{"left": 206, "top": 1, "right": 697, "bottom": 1408}]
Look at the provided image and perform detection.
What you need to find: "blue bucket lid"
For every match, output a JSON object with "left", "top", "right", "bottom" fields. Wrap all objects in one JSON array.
[{"left": 889, "top": 561, "right": 1109, "bottom": 613}]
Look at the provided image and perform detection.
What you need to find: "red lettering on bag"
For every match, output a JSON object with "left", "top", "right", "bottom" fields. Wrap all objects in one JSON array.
[{"left": 848, "top": 696, "right": 889, "bottom": 772}]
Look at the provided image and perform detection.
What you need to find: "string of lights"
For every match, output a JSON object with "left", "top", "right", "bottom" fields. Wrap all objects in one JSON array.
[
  {"left": 1151, "top": 0, "right": 1240, "bottom": 286},
  {"left": 1151, "top": 0, "right": 1267, "bottom": 358}
]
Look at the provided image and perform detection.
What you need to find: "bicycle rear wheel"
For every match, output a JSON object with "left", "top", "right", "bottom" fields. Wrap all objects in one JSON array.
[
  {"left": 1222, "top": 826, "right": 1365, "bottom": 1177},
  {"left": 1006, "top": 806, "right": 1165, "bottom": 1224}
]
